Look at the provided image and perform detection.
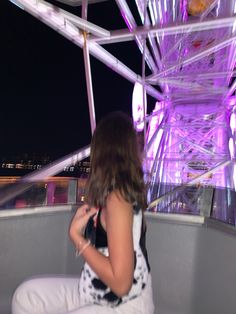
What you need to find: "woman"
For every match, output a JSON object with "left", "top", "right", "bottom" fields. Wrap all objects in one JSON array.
[{"left": 12, "top": 111, "right": 154, "bottom": 314}]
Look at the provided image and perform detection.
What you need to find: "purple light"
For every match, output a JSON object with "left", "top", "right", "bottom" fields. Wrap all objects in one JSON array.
[
  {"left": 132, "top": 82, "right": 146, "bottom": 132},
  {"left": 230, "top": 112, "right": 236, "bottom": 131},
  {"left": 229, "top": 138, "right": 234, "bottom": 159},
  {"left": 120, "top": 12, "right": 133, "bottom": 31}
]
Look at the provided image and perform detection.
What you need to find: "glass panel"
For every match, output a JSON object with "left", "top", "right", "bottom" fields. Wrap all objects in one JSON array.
[
  {"left": 0, "top": 177, "right": 87, "bottom": 210},
  {"left": 147, "top": 162, "right": 236, "bottom": 226}
]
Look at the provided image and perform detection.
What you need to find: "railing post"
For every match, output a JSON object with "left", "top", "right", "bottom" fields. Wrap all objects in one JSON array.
[
  {"left": 199, "top": 186, "right": 214, "bottom": 217},
  {"left": 46, "top": 182, "right": 56, "bottom": 205},
  {"left": 68, "top": 179, "right": 78, "bottom": 204}
]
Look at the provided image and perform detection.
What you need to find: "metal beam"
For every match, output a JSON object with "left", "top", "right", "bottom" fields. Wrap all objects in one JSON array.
[
  {"left": 153, "top": 71, "right": 236, "bottom": 81},
  {"left": 55, "top": 0, "right": 108, "bottom": 6},
  {"left": 92, "top": 16, "right": 236, "bottom": 45},
  {"left": 82, "top": 0, "right": 96, "bottom": 134},
  {"left": 115, "top": 0, "right": 157, "bottom": 72},
  {"left": 225, "top": 79, "right": 236, "bottom": 99},
  {"left": 148, "top": 34, "right": 236, "bottom": 81},
  {"left": 133, "top": 0, "right": 162, "bottom": 70}
]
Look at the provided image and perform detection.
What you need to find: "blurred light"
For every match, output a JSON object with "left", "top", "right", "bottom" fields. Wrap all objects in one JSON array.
[
  {"left": 230, "top": 112, "right": 236, "bottom": 131},
  {"left": 233, "top": 163, "right": 236, "bottom": 189},
  {"left": 135, "top": 0, "right": 144, "bottom": 24},
  {"left": 188, "top": 0, "right": 215, "bottom": 16},
  {"left": 229, "top": 138, "right": 235, "bottom": 159},
  {"left": 233, "top": 0, "right": 236, "bottom": 33},
  {"left": 175, "top": 171, "right": 181, "bottom": 178},
  {"left": 132, "top": 82, "right": 147, "bottom": 132},
  {"left": 157, "top": 0, "right": 163, "bottom": 25},
  {"left": 173, "top": 0, "right": 176, "bottom": 20},
  {"left": 228, "top": 96, "right": 236, "bottom": 107},
  {"left": 153, "top": 2, "right": 158, "bottom": 25},
  {"left": 164, "top": 0, "right": 167, "bottom": 12},
  {"left": 9, "top": 0, "right": 24, "bottom": 10},
  {"left": 147, "top": 101, "right": 164, "bottom": 153},
  {"left": 148, "top": 1, "right": 156, "bottom": 25}
]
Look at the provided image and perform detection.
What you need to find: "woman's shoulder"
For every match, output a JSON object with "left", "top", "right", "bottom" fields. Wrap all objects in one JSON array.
[
  {"left": 106, "top": 190, "right": 130, "bottom": 206},
  {"left": 105, "top": 190, "right": 133, "bottom": 217},
  {"left": 106, "top": 191, "right": 143, "bottom": 217}
]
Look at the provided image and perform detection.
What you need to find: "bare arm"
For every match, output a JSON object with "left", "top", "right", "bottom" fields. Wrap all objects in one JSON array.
[{"left": 69, "top": 192, "right": 134, "bottom": 296}]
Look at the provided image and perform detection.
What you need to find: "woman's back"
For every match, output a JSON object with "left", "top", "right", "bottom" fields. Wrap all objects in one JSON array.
[
  {"left": 12, "top": 112, "right": 154, "bottom": 314},
  {"left": 79, "top": 202, "right": 151, "bottom": 308}
]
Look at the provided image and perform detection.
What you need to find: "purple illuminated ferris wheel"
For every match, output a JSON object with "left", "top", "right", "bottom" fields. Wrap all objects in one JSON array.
[
  {"left": 9, "top": 0, "right": 236, "bottom": 222},
  {"left": 123, "top": 0, "right": 236, "bottom": 221}
]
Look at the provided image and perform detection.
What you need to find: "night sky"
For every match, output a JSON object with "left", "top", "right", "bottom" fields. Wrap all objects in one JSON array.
[{"left": 1, "top": 0, "right": 150, "bottom": 159}]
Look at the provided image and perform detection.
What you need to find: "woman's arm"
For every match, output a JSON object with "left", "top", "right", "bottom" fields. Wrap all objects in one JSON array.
[{"left": 69, "top": 191, "right": 134, "bottom": 297}]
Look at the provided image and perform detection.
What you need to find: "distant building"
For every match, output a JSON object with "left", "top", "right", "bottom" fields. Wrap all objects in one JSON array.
[{"left": 0, "top": 154, "right": 90, "bottom": 177}]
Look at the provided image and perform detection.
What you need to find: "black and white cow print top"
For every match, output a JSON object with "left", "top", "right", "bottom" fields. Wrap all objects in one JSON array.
[{"left": 78, "top": 207, "right": 150, "bottom": 307}]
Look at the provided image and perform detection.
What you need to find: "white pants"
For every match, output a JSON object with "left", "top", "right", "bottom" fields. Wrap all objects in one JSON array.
[{"left": 12, "top": 274, "right": 154, "bottom": 314}]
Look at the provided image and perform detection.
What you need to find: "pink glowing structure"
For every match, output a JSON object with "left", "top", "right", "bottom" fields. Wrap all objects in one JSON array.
[
  {"left": 132, "top": 82, "right": 147, "bottom": 132},
  {"left": 8, "top": 0, "right": 236, "bottom": 224}
]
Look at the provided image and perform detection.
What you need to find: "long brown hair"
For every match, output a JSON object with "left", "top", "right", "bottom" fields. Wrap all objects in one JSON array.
[{"left": 85, "top": 111, "right": 147, "bottom": 210}]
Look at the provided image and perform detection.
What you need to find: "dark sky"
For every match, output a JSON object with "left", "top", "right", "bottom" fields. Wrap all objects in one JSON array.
[{"left": 1, "top": 0, "right": 148, "bottom": 159}]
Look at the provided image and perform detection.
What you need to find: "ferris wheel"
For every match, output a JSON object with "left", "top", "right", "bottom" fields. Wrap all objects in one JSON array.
[{"left": 8, "top": 0, "right": 236, "bottom": 221}]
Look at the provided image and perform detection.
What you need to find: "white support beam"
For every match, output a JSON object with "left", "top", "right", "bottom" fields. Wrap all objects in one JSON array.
[
  {"left": 115, "top": 0, "right": 158, "bottom": 72},
  {"left": 40, "top": 0, "right": 110, "bottom": 37},
  {"left": 82, "top": 0, "right": 96, "bottom": 134},
  {"left": 92, "top": 16, "right": 236, "bottom": 45},
  {"left": 225, "top": 79, "right": 236, "bottom": 99},
  {"left": 55, "top": 0, "right": 108, "bottom": 6},
  {"left": 133, "top": 0, "right": 162, "bottom": 70},
  {"left": 159, "top": 79, "right": 227, "bottom": 92},
  {"left": 82, "top": 0, "right": 88, "bottom": 19},
  {"left": 156, "top": 71, "right": 236, "bottom": 81}
]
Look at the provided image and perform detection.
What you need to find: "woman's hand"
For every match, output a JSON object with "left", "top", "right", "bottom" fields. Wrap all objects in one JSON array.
[{"left": 69, "top": 204, "right": 98, "bottom": 244}]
